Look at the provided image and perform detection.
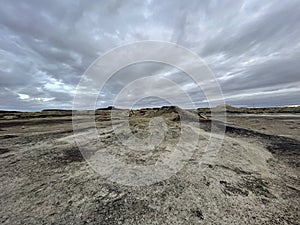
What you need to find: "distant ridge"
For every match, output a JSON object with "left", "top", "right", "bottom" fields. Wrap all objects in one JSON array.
[{"left": 0, "top": 105, "right": 299, "bottom": 115}]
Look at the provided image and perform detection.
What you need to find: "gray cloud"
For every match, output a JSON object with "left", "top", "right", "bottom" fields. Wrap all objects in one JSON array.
[{"left": 0, "top": 0, "right": 299, "bottom": 111}]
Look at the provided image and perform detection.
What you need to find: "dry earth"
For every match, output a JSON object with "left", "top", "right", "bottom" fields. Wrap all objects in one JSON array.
[{"left": 0, "top": 107, "right": 299, "bottom": 224}]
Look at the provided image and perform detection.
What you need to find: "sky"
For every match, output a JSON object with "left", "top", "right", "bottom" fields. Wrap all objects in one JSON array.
[{"left": 0, "top": 0, "right": 300, "bottom": 111}]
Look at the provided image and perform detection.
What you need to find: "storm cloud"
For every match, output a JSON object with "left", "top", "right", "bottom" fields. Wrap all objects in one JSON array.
[{"left": 0, "top": 0, "right": 299, "bottom": 110}]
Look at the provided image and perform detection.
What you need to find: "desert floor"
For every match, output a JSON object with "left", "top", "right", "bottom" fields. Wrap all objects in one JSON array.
[{"left": 0, "top": 109, "right": 299, "bottom": 224}]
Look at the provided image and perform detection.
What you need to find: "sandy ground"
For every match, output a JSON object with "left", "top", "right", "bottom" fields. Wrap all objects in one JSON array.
[{"left": 0, "top": 109, "right": 299, "bottom": 224}]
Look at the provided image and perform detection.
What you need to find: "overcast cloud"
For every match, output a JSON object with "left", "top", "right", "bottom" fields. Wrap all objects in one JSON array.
[{"left": 0, "top": 0, "right": 300, "bottom": 111}]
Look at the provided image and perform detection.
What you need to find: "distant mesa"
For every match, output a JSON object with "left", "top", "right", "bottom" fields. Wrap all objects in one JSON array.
[
  {"left": 214, "top": 104, "right": 238, "bottom": 111},
  {"left": 96, "top": 106, "right": 117, "bottom": 110},
  {"left": 42, "top": 109, "right": 71, "bottom": 112}
]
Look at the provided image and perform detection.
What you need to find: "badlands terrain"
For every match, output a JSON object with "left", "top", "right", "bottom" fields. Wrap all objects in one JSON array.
[{"left": 0, "top": 106, "right": 299, "bottom": 224}]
